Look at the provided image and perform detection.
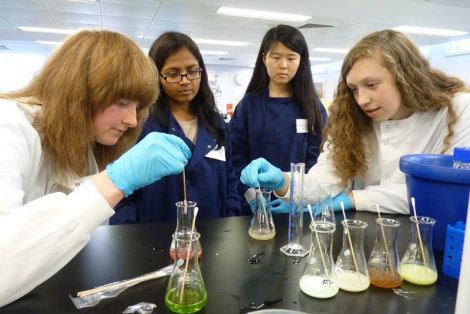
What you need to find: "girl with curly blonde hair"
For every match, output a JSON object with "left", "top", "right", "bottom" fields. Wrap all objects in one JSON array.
[{"left": 240, "top": 29, "right": 470, "bottom": 214}]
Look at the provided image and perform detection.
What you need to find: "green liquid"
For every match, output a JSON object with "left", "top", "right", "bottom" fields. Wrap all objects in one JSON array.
[{"left": 165, "top": 288, "right": 207, "bottom": 313}]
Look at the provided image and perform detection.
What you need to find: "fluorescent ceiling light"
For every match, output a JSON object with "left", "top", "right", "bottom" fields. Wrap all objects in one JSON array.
[
  {"left": 312, "top": 47, "right": 349, "bottom": 54},
  {"left": 309, "top": 57, "right": 332, "bottom": 61},
  {"left": 193, "top": 38, "right": 249, "bottom": 47},
  {"left": 18, "top": 27, "right": 76, "bottom": 34},
  {"left": 200, "top": 50, "right": 228, "bottom": 55},
  {"left": 36, "top": 41, "right": 62, "bottom": 45},
  {"left": 393, "top": 25, "right": 467, "bottom": 37},
  {"left": 217, "top": 7, "right": 311, "bottom": 22}
]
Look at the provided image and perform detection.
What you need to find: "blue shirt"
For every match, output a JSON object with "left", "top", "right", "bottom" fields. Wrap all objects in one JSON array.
[
  {"left": 229, "top": 90, "right": 327, "bottom": 213},
  {"left": 110, "top": 112, "right": 241, "bottom": 224}
]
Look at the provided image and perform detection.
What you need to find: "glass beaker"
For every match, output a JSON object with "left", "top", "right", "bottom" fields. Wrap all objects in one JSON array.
[
  {"left": 165, "top": 232, "right": 207, "bottom": 313},
  {"left": 336, "top": 219, "right": 370, "bottom": 292},
  {"left": 248, "top": 189, "right": 276, "bottom": 240},
  {"left": 399, "top": 216, "right": 438, "bottom": 285},
  {"left": 367, "top": 218, "right": 402, "bottom": 289},
  {"left": 280, "top": 163, "right": 308, "bottom": 257},
  {"left": 170, "top": 201, "right": 202, "bottom": 259},
  {"left": 300, "top": 222, "right": 338, "bottom": 298}
]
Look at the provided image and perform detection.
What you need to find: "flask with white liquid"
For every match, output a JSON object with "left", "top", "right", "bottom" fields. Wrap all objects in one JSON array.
[{"left": 335, "top": 219, "right": 370, "bottom": 292}]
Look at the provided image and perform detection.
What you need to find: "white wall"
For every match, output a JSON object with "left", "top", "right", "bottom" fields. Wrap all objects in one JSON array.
[
  {"left": 425, "top": 42, "right": 470, "bottom": 85},
  {"left": 205, "top": 64, "right": 253, "bottom": 114},
  {"left": 311, "top": 62, "right": 342, "bottom": 109},
  {"left": 0, "top": 51, "right": 45, "bottom": 92}
]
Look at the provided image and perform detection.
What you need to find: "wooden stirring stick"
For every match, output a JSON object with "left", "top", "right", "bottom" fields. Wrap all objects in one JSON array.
[
  {"left": 307, "top": 205, "right": 329, "bottom": 276},
  {"left": 179, "top": 207, "right": 199, "bottom": 303},
  {"left": 77, "top": 265, "right": 172, "bottom": 297},
  {"left": 340, "top": 202, "right": 360, "bottom": 275},
  {"left": 411, "top": 197, "right": 428, "bottom": 269},
  {"left": 182, "top": 171, "right": 188, "bottom": 214},
  {"left": 375, "top": 204, "right": 393, "bottom": 272}
]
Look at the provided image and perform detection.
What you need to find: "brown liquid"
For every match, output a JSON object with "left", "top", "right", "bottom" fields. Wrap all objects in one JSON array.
[
  {"left": 368, "top": 268, "right": 402, "bottom": 288},
  {"left": 169, "top": 247, "right": 202, "bottom": 260}
]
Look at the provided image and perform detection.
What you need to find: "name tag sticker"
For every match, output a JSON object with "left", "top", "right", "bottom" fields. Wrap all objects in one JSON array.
[
  {"left": 296, "top": 119, "right": 308, "bottom": 133},
  {"left": 205, "top": 146, "right": 226, "bottom": 161}
]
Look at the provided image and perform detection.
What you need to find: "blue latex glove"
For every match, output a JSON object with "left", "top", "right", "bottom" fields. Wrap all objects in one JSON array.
[
  {"left": 312, "top": 193, "right": 353, "bottom": 214},
  {"left": 240, "top": 158, "right": 284, "bottom": 190},
  {"left": 330, "top": 193, "right": 354, "bottom": 211},
  {"left": 270, "top": 198, "right": 290, "bottom": 214},
  {"left": 106, "top": 132, "right": 191, "bottom": 197},
  {"left": 248, "top": 199, "right": 257, "bottom": 214}
]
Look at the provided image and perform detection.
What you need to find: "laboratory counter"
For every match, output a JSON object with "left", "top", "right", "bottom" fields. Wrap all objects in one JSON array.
[{"left": 0, "top": 211, "right": 458, "bottom": 313}]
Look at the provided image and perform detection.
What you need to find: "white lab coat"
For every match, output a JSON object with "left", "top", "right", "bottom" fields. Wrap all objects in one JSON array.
[
  {"left": 280, "top": 93, "right": 470, "bottom": 214},
  {"left": 0, "top": 99, "right": 114, "bottom": 307}
]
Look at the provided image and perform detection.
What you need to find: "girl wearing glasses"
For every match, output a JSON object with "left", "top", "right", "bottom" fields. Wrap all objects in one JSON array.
[
  {"left": 229, "top": 24, "right": 327, "bottom": 215},
  {"left": 111, "top": 32, "right": 241, "bottom": 223}
]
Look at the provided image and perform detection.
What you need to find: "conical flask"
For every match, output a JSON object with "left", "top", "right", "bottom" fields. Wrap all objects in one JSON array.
[
  {"left": 248, "top": 189, "right": 276, "bottom": 240},
  {"left": 367, "top": 218, "right": 402, "bottom": 289},
  {"left": 165, "top": 232, "right": 207, "bottom": 313},
  {"left": 312, "top": 183, "right": 336, "bottom": 225},
  {"left": 300, "top": 222, "right": 338, "bottom": 298},
  {"left": 399, "top": 216, "right": 438, "bottom": 285},
  {"left": 335, "top": 219, "right": 370, "bottom": 292},
  {"left": 170, "top": 201, "right": 202, "bottom": 259},
  {"left": 280, "top": 163, "right": 308, "bottom": 257}
]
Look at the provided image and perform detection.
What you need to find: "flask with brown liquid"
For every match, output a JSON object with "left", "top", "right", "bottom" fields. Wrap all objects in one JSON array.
[{"left": 367, "top": 217, "right": 402, "bottom": 288}]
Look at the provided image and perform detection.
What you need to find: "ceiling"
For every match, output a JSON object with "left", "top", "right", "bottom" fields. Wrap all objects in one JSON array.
[{"left": 1, "top": 0, "right": 470, "bottom": 67}]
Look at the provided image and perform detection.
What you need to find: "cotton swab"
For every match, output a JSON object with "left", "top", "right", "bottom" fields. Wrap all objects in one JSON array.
[
  {"left": 77, "top": 265, "right": 172, "bottom": 297},
  {"left": 340, "top": 201, "right": 360, "bottom": 274},
  {"left": 255, "top": 189, "right": 268, "bottom": 227},
  {"left": 411, "top": 197, "right": 428, "bottom": 269},
  {"left": 307, "top": 204, "right": 328, "bottom": 276},
  {"left": 307, "top": 204, "right": 315, "bottom": 225},
  {"left": 179, "top": 206, "right": 199, "bottom": 303},
  {"left": 375, "top": 204, "right": 393, "bottom": 272}
]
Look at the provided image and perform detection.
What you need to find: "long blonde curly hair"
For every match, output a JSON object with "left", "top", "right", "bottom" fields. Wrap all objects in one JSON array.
[
  {"left": 323, "top": 29, "right": 466, "bottom": 186},
  {"left": 1, "top": 30, "right": 158, "bottom": 185}
]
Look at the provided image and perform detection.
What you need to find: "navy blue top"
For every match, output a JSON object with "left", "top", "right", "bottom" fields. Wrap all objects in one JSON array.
[
  {"left": 229, "top": 90, "right": 327, "bottom": 213},
  {"left": 110, "top": 112, "right": 241, "bottom": 224}
]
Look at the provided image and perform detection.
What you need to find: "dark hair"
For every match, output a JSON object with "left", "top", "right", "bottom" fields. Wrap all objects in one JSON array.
[
  {"left": 246, "top": 24, "right": 323, "bottom": 135},
  {"left": 148, "top": 31, "right": 225, "bottom": 147}
]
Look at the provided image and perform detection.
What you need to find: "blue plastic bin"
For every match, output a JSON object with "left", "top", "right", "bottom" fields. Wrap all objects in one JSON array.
[
  {"left": 443, "top": 221, "right": 465, "bottom": 279},
  {"left": 400, "top": 154, "right": 470, "bottom": 251}
]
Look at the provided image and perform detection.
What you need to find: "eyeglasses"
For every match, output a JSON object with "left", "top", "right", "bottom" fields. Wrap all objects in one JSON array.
[{"left": 160, "top": 70, "right": 203, "bottom": 83}]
